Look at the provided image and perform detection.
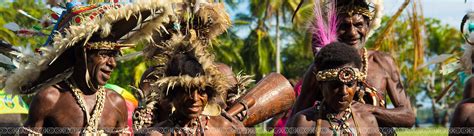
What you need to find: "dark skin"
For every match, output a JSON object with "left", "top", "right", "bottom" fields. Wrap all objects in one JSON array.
[
  {"left": 449, "top": 69, "right": 474, "bottom": 136},
  {"left": 449, "top": 98, "right": 474, "bottom": 136},
  {"left": 287, "top": 64, "right": 380, "bottom": 136},
  {"left": 149, "top": 88, "right": 245, "bottom": 136},
  {"left": 23, "top": 48, "right": 128, "bottom": 135},
  {"left": 138, "top": 63, "right": 238, "bottom": 124},
  {"left": 291, "top": 14, "right": 415, "bottom": 127}
]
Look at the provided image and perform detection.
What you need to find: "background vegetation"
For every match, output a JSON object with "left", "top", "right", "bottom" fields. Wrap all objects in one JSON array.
[{"left": 0, "top": 0, "right": 468, "bottom": 134}]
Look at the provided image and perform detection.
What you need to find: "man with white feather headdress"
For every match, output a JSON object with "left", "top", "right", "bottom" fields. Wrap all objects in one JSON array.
[{"left": 4, "top": 0, "right": 176, "bottom": 135}]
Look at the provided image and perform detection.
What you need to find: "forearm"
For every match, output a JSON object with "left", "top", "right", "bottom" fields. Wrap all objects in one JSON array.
[
  {"left": 292, "top": 91, "right": 317, "bottom": 114},
  {"left": 372, "top": 103, "right": 415, "bottom": 127}
]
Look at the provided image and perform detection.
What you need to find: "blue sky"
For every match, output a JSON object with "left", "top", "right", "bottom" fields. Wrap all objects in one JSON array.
[{"left": 385, "top": 0, "right": 472, "bottom": 28}]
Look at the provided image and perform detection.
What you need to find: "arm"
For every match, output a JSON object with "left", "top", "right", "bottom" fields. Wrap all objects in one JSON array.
[
  {"left": 371, "top": 54, "right": 415, "bottom": 127},
  {"left": 106, "top": 90, "right": 130, "bottom": 135},
  {"left": 463, "top": 77, "right": 474, "bottom": 99},
  {"left": 448, "top": 101, "right": 473, "bottom": 136},
  {"left": 290, "top": 63, "right": 322, "bottom": 115},
  {"left": 22, "top": 87, "right": 60, "bottom": 135}
]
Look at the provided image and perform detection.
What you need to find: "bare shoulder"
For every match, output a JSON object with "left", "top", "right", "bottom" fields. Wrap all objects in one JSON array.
[
  {"left": 455, "top": 99, "right": 474, "bottom": 115},
  {"left": 32, "top": 86, "right": 62, "bottom": 107},
  {"left": 368, "top": 50, "right": 400, "bottom": 80},
  {"left": 105, "top": 89, "right": 127, "bottom": 105},
  {"left": 368, "top": 50, "right": 397, "bottom": 66},
  {"left": 351, "top": 103, "right": 378, "bottom": 123},
  {"left": 450, "top": 99, "right": 474, "bottom": 127},
  {"left": 25, "top": 85, "right": 62, "bottom": 126},
  {"left": 288, "top": 107, "right": 317, "bottom": 127}
]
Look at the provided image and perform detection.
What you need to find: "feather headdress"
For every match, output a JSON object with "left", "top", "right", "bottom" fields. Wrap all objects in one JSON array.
[
  {"left": 135, "top": 0, "right": 233, "bottom": 120},
  {"left": 460, "top": 12, "right": 474, "bottom": 74},
  {"left": 294, "top": 0, "right": 383, "bottom": 55},
  {"left": 150, "top": 35, "right": 230, "bottom": 100},
  {"left": 310, "top": 0, "right": 339, "bottom": 55},
  {"left": 5, "top": 0, "right": 174, "bottom": 94}
]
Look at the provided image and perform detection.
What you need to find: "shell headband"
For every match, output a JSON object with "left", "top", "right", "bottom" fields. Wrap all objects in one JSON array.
[{"left": 315, "top": 67, "right": 366, "bottom": 83}]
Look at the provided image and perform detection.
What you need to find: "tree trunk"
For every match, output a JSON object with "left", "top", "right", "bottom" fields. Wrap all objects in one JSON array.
[
  {"left": 411, "top": 96, "right": 420, "bottom": 128},
  {"left": 276, "top": 10, "right": 281, "bottom": 73},
  {"left": 441, "top": 110, "right": 449, "bottom": 127},
  {"left": 431, "top": 98, "right": 440, "bottom": 125}
]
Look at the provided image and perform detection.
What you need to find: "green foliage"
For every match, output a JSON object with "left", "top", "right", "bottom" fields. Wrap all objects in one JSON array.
[
  {"left": 241, "top": 29, "right": 276, "bottom": 80},
  {"left": 280, "top": 26, "right": 313, "bottom": 80},
  {"left": 213, "top": 31, "right": 245, "bottom": 71},
  {"left": 215, "top": 0, "right": 310, "bottom": 81},
  {"left": 108, "top": 45, "right": 146, "bottom": 91},
  {"left": 0, "top": 0, "right": 51, "bottom": 47}
]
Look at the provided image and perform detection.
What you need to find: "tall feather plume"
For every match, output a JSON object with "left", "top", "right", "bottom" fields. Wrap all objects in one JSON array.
[
  {"left": 311, "top": 0, "right": 338, "bottom": 55},
  {"left": 367, "top": 0, "right": 384, "bottom": 38}
]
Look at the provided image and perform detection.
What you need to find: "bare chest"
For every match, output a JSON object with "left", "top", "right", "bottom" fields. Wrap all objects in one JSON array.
[
  {"left": 366, "top": 60, "right": 389, "bottom": 95},
  {"left": 158, "top": 116, "right": 241, "bottom": 136},
  {"left": 44, "top": 93, "right": 120, "bottom": 130},
  {"left": 312, "top": 116, "right": 380, "bottom": 136}
]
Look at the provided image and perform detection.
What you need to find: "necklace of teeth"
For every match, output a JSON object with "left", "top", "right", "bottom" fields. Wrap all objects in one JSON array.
[
  {"left": 362, "top": 47, "right": 368, "bottom": 80},
  {"left": 66, "top": 80, "right": 106, "bottom": 134}
]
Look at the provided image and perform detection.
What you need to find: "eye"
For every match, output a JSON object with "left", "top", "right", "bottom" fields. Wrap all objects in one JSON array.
[
  {"left": 198, "top": 89, "right": 207, "bottom": 95},
  {"left": 345, "top": 81, "right": 356, "bottom": 87},
  {"left": 355, "top": 23, "right": 364, "bottom": 28}
]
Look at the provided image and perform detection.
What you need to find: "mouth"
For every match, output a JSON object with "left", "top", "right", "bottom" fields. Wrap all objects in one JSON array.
[
  {"left": 346, "top": 39, "right": 360, "bottom": 46},
  {"left": 100, "top": 69, "right": 112, "bottom": 81},
  {"left": 338, "top": 96, "right": 351, "bottom": 104},
  {"left": 187, "top": 105, "right": 202, "bottom": 113}
]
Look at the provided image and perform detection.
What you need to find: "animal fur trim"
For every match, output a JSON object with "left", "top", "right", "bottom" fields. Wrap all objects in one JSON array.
[
  {"left": 194, "top": 2, "right": 231, "bottom": 40},
  {"left": 149, "top": 35, "right": 230, "bottom": 100}
]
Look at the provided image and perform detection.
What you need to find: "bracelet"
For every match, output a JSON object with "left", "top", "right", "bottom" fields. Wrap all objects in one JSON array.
[{"left": 20, "top": 127, "right": 41, "bottom": 135}]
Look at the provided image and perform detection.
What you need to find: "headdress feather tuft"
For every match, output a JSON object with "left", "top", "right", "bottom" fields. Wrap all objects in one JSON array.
[{"left": 311, "top": 0, "right": 338, "bottom": 55}]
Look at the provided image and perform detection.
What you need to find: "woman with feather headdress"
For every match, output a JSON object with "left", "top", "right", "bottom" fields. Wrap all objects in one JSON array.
[{"left": 287, "top": 0, "right": 415, "bottom": 135}]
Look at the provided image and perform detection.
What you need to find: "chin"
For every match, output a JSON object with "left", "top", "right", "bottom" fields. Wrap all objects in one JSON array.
[
  {"left": 185, "top": 113, "right": 201, "bottom": 119},
  {"left": 95, "top": 79, "right": 107, "bottom": 86}
]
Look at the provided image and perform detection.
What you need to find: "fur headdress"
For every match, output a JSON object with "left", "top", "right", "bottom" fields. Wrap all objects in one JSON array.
[
  {"left": 5, "top": 0, "right": 174, "bottom": 94},
  {"left": 138, "top": 0, "right": 232, "bottom": 116},
  {"left": 151, "top": 34, "right": 230, "bottom": 104}
]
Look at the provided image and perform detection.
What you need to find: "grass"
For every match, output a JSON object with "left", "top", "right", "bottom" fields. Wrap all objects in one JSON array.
[
  {"left": 397, "top": 127, "right": 448, "bottom": 136},
  {"left": 254, "top": 126, "right": 449, "bottom": 136}
]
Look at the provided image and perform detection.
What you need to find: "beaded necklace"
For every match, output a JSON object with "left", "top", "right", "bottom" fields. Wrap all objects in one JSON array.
[
  {"left": 316, "top": 103, "right": 360, "bottom": 136},
  {"left": 66, "top": 80, "right": 106, "bottom": 134},
  {"left": 169, "top": 114, "right": 210, "bottom": 136}
]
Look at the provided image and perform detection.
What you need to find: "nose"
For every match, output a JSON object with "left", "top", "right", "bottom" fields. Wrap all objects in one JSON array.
[
  {"left": 347, "top": 25, "right": 358, "bottom": 38},
  {"left": 189, "top": 90, "right": 199, "bottom": 101},
  {"left": 106, "top": 57, "right": 116, "bottom": 69},
  {"left": 339, "top": 85, "right": 350, "bottom": 96}
]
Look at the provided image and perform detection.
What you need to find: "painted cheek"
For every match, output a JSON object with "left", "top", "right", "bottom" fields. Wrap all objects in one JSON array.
[{"left": 346, "top": 87, "right": 355, "bottom": 97}]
